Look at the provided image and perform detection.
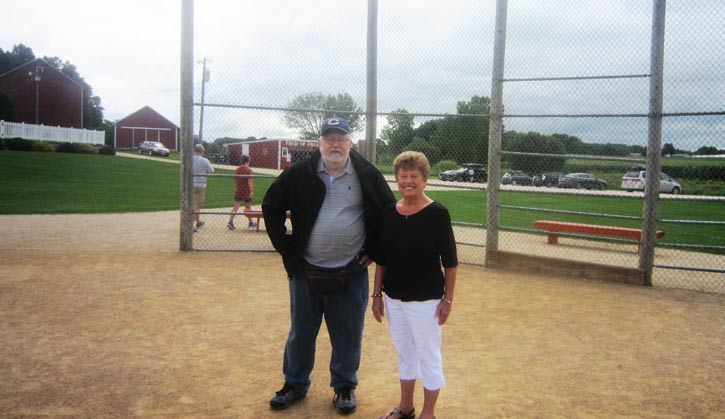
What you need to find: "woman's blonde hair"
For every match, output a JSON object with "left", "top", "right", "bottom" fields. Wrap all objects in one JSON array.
[{"left": 393, "top": 151, "right": 430, "bottom": 179}]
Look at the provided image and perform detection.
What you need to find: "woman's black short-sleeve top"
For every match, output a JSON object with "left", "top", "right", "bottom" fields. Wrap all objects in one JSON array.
[{"left": 378, "top": 201, "right": 458, "bottom": 301}]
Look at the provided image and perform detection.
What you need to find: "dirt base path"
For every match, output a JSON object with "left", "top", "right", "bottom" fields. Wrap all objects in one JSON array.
[{"left": 1, "top": 212, "right": 723, "bottom": 418}]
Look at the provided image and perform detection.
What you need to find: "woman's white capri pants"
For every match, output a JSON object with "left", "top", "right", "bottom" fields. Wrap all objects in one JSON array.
[{"left": 385, "top": 296, "right": 445, "bottom": 390}]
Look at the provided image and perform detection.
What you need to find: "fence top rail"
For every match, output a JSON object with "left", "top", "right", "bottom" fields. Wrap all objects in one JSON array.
[
  {"left": 503, "top": 74, "right": 650, "bottom": 82},
  {"left": 195, "top": 103, "right": 489, "bottom": 119},
  {"left": 500, "top": 150, "right": 645, "bottom": 163},
  {"left": 500, "top": 204, "right": 643, "bottom": 221}
]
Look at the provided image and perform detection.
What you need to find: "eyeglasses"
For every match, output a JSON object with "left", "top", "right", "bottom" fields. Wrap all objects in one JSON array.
[{"left": 321, "top": 136, "right": 351, "bottom": 144}]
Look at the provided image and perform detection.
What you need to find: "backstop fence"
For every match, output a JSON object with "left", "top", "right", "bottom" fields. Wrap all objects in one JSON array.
[{"left": 180, "top": 0, "right": 724, "bottom": 294}]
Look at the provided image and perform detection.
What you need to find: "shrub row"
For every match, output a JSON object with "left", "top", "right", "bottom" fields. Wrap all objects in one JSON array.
[
  {"left": 563, "top": 163, "right": 725, "bottom": 181},
  {"left": 0, "top": 138, "right": 115, "bottom": 155},
  {"left": 662, "top": 165, "right": 725, "bottom": 181},
  {"left": 56, "top": 142, "right": 98, "bottom": 154}
]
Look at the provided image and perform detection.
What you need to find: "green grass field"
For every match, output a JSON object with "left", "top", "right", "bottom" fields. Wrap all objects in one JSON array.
[
  {"left": 1, "top": 150, "right": 723, "bottom": 250},
  {"left": 423, "top": 189, "right": 725, "bottom": 249},
  {"left": 0, "top": 151, "right": 274, "bottom": 214}
]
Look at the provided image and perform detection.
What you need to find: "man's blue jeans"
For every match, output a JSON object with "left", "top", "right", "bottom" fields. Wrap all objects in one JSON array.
[{"left": 283, "top": 260, "right": 369, "bottom": 395}]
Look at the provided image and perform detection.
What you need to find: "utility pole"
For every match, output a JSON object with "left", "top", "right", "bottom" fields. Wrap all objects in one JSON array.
[
  {"left": 33, "top": 66, "right": 42, "bottom": 124},
  {"left": 198, "top": 58, "right": 210, "bottom": 143}
]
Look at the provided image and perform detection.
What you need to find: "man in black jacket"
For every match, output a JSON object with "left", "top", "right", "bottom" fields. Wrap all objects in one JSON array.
[{"left": 263, "top": 117, "right": 395, "bottom": 414}]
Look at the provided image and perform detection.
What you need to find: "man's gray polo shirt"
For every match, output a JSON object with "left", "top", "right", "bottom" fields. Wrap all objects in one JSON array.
[{"left": 303, "top": 157, "right": 365, "bottom": 268}]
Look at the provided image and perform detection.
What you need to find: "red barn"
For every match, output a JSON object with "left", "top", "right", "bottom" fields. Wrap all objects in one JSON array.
[
  {"left": 113, "top": 106, "right": 179, "bottom": 150},
  {"left": 0, "top": 58, "right": 84, "bottom": 128},
  {"left": 226, "top": 139, "right": 318, "bottom": 169}
]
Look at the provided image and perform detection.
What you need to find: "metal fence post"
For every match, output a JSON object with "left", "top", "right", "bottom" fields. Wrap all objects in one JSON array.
[
  {"left": 198, "top": 57, "right": 208, "bottom": 144},
  {"left": 180, "top": 0, "right": 195, "bottom": 251},
  {"left": 639, "top": 0, "right": 667, "bottom": 285},
  {"left": 365, "top": 0, "right": 379, "bottom": 163},
  {"left": 485, "top": 0, "right": 508, "bottom": 264}
]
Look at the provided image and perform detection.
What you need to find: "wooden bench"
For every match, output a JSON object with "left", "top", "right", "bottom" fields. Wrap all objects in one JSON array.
[
  {"left": 241, "top": 211, "right": 291, "bottom": 231},
  {"left": 533, "top": 220, "right": 664, "bottom": 253}
]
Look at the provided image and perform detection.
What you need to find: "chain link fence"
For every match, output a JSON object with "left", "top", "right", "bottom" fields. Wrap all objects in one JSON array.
[{"left": 184, "top": 0, "right": 724, "bottom": 293}]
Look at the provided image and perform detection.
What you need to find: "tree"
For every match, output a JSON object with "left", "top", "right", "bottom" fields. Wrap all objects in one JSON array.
[
  {"left": 662, "top": 143, "right": 677, "bottom": 156},
  {"left": 693, "top": 145, "right": 723, "bottom": 156},
  {"left": 375, "top": 137, "right": 392, "bottom": 163},
  {"left": 508, "top": 132, "right": 566, "bottom": 174},
  {"left": 376, "top": 95, "right": 491, "bottom": 165},
  {"left": 381, "top": 109, "right": 415, "bottom": 155},
  {"left": 552, "top": 133, "right": 587, "bottom": 155},
  {"left": 0, "top": 92, "right": 15, "bottom": 121},
  {"left": 404, "top": 136, "right": 441, "bottom": 165},
  {"left": 628, "top": 144, "right": 646, "bottom": 156},
  {"left": 452, "top": 95, "right": 490, "bottom": 164},
  {"left": 0, "top": 44, "right": 35, "bottom": 74},
  {"left": 282, "top": 92, "right": 363, "bottom": 140},
  {"left": 590, "top": 143, "right": 631, "bottom": 156}
]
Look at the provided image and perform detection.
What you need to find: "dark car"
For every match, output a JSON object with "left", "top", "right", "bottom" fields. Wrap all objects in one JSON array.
[
  {"left": 532, "top": 172, "right": 565, "bottom": 187},
  {"left": 501, "top": 170, "right": 532, "bottom": 186},
  {"left": 138, "top": 141, "right": 170, "bottom": 157},
  {"left": 557, "top": 172, "right": 607, "bottom": 190},
  {"left": 438, "top": 163, "right": 486, "bottom": 182}
]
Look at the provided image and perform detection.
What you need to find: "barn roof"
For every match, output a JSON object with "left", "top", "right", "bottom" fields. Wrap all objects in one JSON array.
[
  {"left": 0, "top": 58, "right": 84, "bottom": 89},
  {"left": 115, "top": 105, "right": 179, "bottom": 128}
]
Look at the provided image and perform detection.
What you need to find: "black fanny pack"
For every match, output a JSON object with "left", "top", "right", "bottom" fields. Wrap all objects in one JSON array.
[{"left": 304, "top": 264, "right": 348, "bottom": 295}]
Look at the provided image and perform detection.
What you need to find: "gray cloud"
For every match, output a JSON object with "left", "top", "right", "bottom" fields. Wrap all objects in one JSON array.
[{"left": 2, "top": 0, "right": 722, "bottom": 150}]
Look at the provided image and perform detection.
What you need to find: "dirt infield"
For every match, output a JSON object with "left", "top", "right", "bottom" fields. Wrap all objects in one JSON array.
[{"left": 1, "top": 212, "right": 723, "bottom": 418}]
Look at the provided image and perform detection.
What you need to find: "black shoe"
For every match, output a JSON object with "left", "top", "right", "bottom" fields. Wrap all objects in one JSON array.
[
  {"left": 269, "top": 384, "right": 305, "bottom": 410},
  {"left": 332, "top": 387, "right": 357, "bottom": 415}
]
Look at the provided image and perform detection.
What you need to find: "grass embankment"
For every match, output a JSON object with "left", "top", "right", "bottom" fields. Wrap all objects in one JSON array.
[
  {"left": 0, "top": 150, "right": 273, "bottom": 214},
  {"left": 1, "top": 150, "right": 723, "bottom": 249}
]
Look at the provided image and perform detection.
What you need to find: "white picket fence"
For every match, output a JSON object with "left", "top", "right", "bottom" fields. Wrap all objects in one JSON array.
[{"left": 0, "top": 120, "right": 104, "bottom": 145}]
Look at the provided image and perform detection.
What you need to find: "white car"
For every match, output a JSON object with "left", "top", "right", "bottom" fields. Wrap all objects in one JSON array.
[{"left": 621, "top": 170, "right": 682, "bottom": 194}]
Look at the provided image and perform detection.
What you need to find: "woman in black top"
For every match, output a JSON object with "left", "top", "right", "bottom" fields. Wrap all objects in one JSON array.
[{"left": 372, "top": 151, "right": 458, "bottom": 419}]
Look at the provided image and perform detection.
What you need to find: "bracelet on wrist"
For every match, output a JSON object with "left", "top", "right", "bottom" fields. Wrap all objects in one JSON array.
[
  {"left": 441, "top": 297, "right": 452, "bottom": 304},
  {"left": 371, "top": 293, "right": 383, "bottom": 298}
]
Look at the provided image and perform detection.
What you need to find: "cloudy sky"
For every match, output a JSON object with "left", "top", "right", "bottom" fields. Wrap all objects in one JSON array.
[{"left": 2, "top": 0, "right": 723, "bottom": 150}]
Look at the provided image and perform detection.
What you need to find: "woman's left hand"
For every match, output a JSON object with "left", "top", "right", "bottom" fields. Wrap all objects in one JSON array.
[
  {"left": 436, "top": 299, "right": 452, "bottom": 325},
  {"left": 358, "top": 254, "right": 373, "bottom": 268},
  {"left": 372, "top": 297, "right": 385, "bottom": 323}
]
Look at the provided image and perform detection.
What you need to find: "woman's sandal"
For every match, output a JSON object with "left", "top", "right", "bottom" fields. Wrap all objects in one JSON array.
[{"left": 380, "top": 406, "right": 415, "bottom": 419}]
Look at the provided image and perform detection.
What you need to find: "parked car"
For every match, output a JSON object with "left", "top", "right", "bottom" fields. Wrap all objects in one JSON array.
[
  {"left": 501, "top": 171, "right": 532, "bottom": 185},
  {"left": 621, "top": 170, "right": 682, "bottom": 194},
  {"left": 532, "top": 172, "right": 565, "bottom": 187},
  {"left": 438, "top": 163, "right": 487, "bottom": 182},
  {"left": 138, "top": 141, "right": 170, "bottom": 156},
  {"left": 558, "top": 173, "right": 607, "bottom": 190}
]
